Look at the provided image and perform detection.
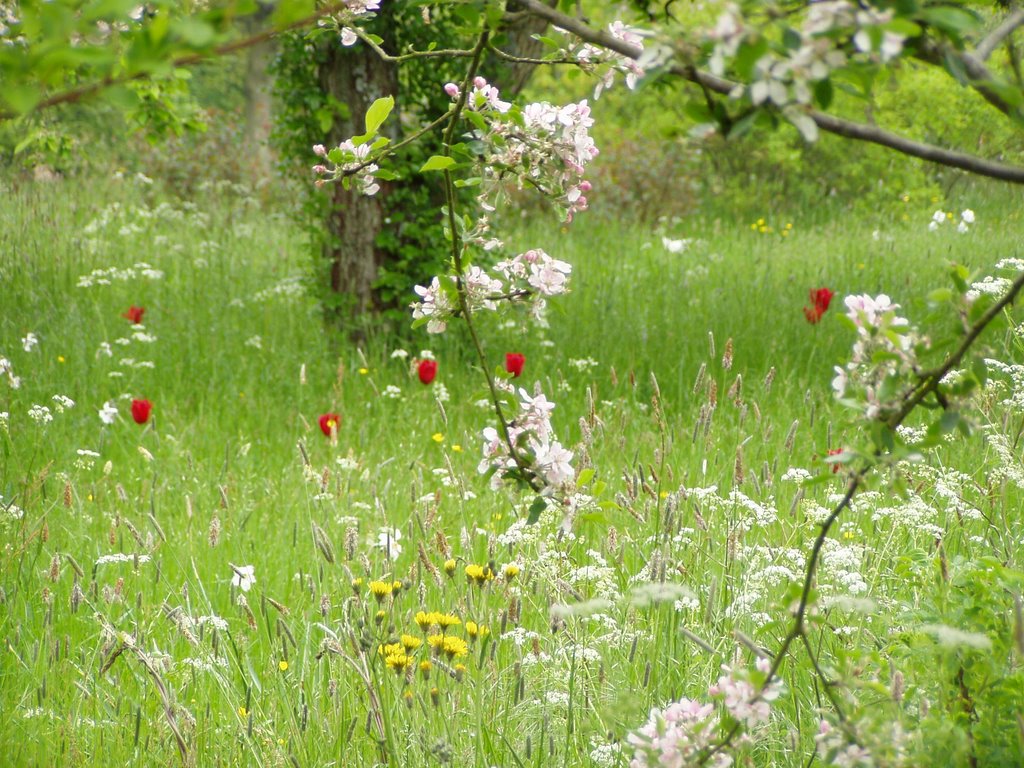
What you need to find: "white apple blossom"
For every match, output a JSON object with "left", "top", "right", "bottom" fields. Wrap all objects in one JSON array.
[
  {"left": 98, "top": 400, "right": 119, "bottom": 425},
  {"left": 375, "top": 527, "right": 402, "bottom": 560},
  {"left": 231, "top": 564, "right": 256, "bottom": 592}
]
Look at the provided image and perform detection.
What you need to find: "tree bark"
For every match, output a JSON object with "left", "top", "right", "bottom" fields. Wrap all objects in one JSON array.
[
  {"left": 238, "top": 2, "right": 272, "bottom": 179},
  {"left": 493, "top": 0, "right": 557, "bottom": 98},
  {"left": 318, "top": 24, "right": 399, "bottom": 320}
]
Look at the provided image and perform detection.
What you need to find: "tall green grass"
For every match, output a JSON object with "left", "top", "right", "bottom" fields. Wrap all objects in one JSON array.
[{"left": 1, "top": 176, "right": 1022, "bottom": 767}]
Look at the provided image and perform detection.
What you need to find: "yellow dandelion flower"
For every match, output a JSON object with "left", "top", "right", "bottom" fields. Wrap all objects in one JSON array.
[
  {"left": 452, "top": 444, "right": 462, "bottom": 453},
  {"left": 57, "top": 356, "right": 65, "bottom": 363},
  {"left": 351, "top": 578, "right": 364, "bottom": 594},
  {"left": 465, "top": 563, "right": 495, "bottom": 585},
  {"left": 369, "top": 580, "right": 393, "bottom": 601},
  {"left": 380, "top": 642, "right": 403, "bottom": 657},
  {"left": 749, "top": 222, "right": 758, "bottom": 231},
  {"left": 401, "top": 634, "right": 422, "bottom": 651},
  {"left": 436, "top": 612, "right": 461, "bottom": 630},
  {"left": 756, "top": 217, "right": 765, "bottom": 226},
  {"left": 374, "top": 609, "right": 386, "bottom": 624},
  {"left": 419, "top": 660, "right": 432, "bottom": 678},
  {"left": 503, "top": 564, "right": 520, "bottom": 580},
  {"left": 278, "top": 660, "right": 289, "bottom": 672},
  {"left": 238, "top": 706, "right": 249, "bottom": 718},
  {"left": 432, "top": 433, "right": 444, "bottom": 443},
  {"left": 443, "top": 559, "right": 456, "bottom": 576},
  {"left": 384, "top": 651, "right": 410, "bottom": 673},
  {"left": 466, "top": 621, "right": 489, "bottom": 640},
  {"left": 392, "top": 580, "right": 403, "bottom": 591},
  {"left": 415, "top": 610, "right": 434, "bottom": 631},
  {"left": 441, "top": 635, "right": 468, "bottom": 659},
  {"left": 358, "top": 367, "right": 369, "bottom": 375}
]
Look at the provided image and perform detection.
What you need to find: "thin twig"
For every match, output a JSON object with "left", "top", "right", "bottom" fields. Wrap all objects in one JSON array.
[
  {"left": 437, "top": 27, "right": 544, "bottom": 492},
  {"left": 511, "top": 0, "right": 1024, "bottom": 185},
  {"left": 700, "top": 270, "right": 1024, "bottom": 762},
  {"left": 0, "top": 3, "right": 348, "bottom": 122},
  {"left": 977, "top": 9, "right": 1024, "bottom": 61}
]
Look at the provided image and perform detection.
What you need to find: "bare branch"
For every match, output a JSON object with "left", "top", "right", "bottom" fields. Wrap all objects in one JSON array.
[
  {"left": 512, "top": 0, "right": 1024, "bottom": 185},
  {"left": 0, "top": 2, "right": 348, "bottom": 122},
  {"left": 913, "top": 38, "right": 1017, "bottom": 118},
  {"left": 977, "top": 8, "right": 1024, "bottom": 62}
]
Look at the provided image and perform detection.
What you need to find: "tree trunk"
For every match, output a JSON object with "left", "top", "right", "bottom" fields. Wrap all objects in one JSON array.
[
  {"left": 318, "top": 29, "right": 399, "bottom": 320},
  {"left": 242, "top": 3, "right": 276, "bottom": 179},
  {"left": 493, "top": 0, "right": 557, "bottom": 98}
]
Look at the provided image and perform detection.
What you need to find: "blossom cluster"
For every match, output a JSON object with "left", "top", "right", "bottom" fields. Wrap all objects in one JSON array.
[
  {"left": 928, "top": 208, "right": 975, "bottom": 233},
  {"left": 312, "top": 140, "right": 381, "bottom": 195},
  {"left": 628, "top": 658, "right": 783, "bottom": 768},
  {"left": 331, "top": 0, "right": 380, "bottom": 47},
  {"left": 445, "top": 77, "right": 598, "bottom": 222},
  {"left": 831, "top": 294, "right": 922, "bottom": 419},
  {"left": 411, "top": 248, "right": 571, "bottom": 334},
  {"left": 478, "top": 386, "right": 574, "bottom": 496},
  {"left": 570, "top": 21, "right": 646, "bottom": 98},
  {"left": 707, "top": 1, "right": 907, "bottom": 138}
]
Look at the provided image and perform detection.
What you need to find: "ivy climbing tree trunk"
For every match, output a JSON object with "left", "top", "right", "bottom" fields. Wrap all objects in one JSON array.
[{"left": 317, "top": 20, "right": 399, "bottom": 321}]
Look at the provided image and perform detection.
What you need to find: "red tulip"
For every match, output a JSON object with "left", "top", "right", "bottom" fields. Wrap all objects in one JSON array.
[
  {"left": 131, "top": 398, "right": 152, "bottom": 424},
  {"left": 505, "top": 352, "right": 525, "bottom": 378},
  {"left": 417, "top": 359, "right": 437, "bottom": 385},
  {"left": 803, "top": 287, "right": 835, "bottom": 324},
  {"left": 122, "top": 306, "right": 146, "bottom": 324},
  {"left": 319, "top": 413, "right": 341, "bottom": 436},
  {"left": 827, "top": 448, "right": 843, "bottom": 474}
]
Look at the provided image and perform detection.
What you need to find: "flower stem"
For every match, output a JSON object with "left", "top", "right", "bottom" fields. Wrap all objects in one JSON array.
[{"left": 439, "top": 27, "right": 542, "bottom": 492}]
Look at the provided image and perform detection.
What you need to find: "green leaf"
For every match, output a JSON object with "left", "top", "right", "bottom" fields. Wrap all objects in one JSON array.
[
  {"left": 733, "top": 37, "right": 768, "bottom": 81},
  {"left": 13, "top": 132, "right": 38, "bottom": 155},
  {"left": 813, "top": 78, "right": 833, "bottom": 110},
  {"left": 781, "top": 26, "right": 801, "bottom": 50},
  {"left": 684, "top": 100, "right": 713, "bottom": 123},
  {"left": 919, "top": 7, "right": 981, "bottom": 38},
  {"left": 170, "top": 17, "right": 216, "bottom": 48},
  {"left": 364, "top": 95, "right": 394, "bottom": 136},
  {"left": 526, "top": 496, "right": 547, "bottom": 525},
  {"left": 971, "top": 357, "right": 988, "bottom": 388},
  {"left": 420, "top": 155, "right": 456, "bottom": 172},
  {"left": 271, "top": 0, "right": 315, "bottom": 28},
  {"left": 1, "top": 84, "right": 41, "bottom": 115},
  {"left": 576, "top": 468, "right": 595, "bottom": 488}
]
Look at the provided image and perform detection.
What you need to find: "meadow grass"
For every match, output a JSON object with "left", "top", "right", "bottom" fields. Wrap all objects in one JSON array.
[{"left": 1, "top": 176, "right": 1023, "bottom": 767}]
